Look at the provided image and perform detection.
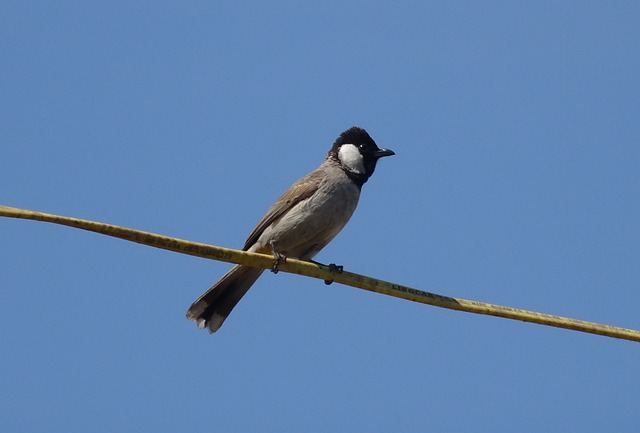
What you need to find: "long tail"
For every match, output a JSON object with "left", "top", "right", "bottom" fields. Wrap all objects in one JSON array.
[{"left": 186, "top": 265, "right": 264, "bottom": 333}]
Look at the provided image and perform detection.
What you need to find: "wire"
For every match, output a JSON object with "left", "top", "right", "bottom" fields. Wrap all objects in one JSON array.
[{"left": 2, "top": 204, "right": 638, "bottom": 343}]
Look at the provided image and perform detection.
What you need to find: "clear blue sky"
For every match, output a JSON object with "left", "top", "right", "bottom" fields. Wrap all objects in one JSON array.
[{"left": 2, "top": 2, "right": 639, "bottom": 432}]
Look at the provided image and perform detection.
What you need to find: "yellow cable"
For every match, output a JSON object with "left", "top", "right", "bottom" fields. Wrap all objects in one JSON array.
[{"left": 1, "top": 204, "right": 638, "bottom": 343}]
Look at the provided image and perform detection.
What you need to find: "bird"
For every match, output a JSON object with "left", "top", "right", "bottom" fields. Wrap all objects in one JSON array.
[{"left": 186, "top": 126, "right": 395, "bottom": 333}]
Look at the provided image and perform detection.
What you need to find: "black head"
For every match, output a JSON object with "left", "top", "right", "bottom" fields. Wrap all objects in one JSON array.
[{"left": 329, "top": 126, "right": 394, "bottom": 186}]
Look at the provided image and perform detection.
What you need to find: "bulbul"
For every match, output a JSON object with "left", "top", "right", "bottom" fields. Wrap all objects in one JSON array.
[{"left": 186, "top": 126, "right": 394, "bottom": 332}]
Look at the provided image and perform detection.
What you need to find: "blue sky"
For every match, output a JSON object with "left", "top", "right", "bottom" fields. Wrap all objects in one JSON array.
[{"left": 2, "top": 2, "right": 639, "bottom": 432}]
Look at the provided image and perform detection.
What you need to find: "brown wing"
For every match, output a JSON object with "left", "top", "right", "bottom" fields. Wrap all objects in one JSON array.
[{"left": 242, "top": 168, "right": 324, "bottom": 251}]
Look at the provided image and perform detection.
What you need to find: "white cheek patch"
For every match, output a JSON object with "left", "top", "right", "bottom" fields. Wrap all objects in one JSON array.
[{"left": 338, "top": 144, "right": 365, "bottom": 174}]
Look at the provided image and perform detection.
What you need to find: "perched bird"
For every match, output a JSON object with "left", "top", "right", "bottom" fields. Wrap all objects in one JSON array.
[{"left": 186, "top": 127, "right": 394, "bottom": 332}]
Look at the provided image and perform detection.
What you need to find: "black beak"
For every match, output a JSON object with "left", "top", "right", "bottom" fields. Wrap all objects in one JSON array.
[{"left": 374, "top": 148, "right": 395, "bottom": 159}]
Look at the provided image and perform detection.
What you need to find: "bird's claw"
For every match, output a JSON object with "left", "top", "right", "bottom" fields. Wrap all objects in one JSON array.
[
  {"left": 269, "top": 241, "right": 287, "bottom": 274},
  {"left": 324, "top": 263, "right": 344, "bottom": 285},
  {"left": 271, "top": 252, "right": 286, "bottom": 273}
]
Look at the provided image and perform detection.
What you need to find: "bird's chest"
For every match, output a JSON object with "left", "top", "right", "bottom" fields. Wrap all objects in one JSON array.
[
  {"left": 265, "top": 174, "right": 361, "bottom": 257},
  {"left": 301, "top": 176, "right": 360, "bottom": 228}
]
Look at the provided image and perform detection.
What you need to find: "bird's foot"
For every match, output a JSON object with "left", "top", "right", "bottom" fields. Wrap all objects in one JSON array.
[
  {"left": 270, "top": 241, "right": 287, "bottom": 274},
  {"left": 309, "top": 261, "right": 343, "bottom": 285},
  {"left": 271, "top": 252, "right": 287, "bottom": 273}
]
